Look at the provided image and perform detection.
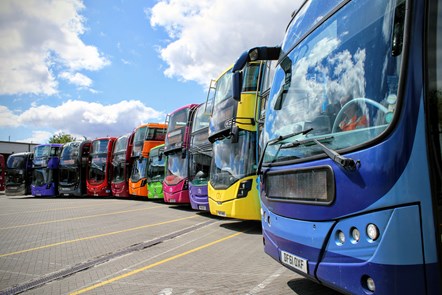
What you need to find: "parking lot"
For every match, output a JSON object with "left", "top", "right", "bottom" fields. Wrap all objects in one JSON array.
[{"left": 0, "top": 194, "right": 339, "bottom": 295}]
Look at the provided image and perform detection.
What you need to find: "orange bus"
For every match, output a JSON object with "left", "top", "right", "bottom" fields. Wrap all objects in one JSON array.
[{"left": 128, "top": 123, "right": 167, "bottom": 197}]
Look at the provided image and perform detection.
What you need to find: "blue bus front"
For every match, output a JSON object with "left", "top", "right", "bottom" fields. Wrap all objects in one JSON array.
[
  {"left": 258, "top": 0, "right": 441, "bottom": 294},
  {"left": 32, "top": 144, "right": 62, "bottom": 197}
]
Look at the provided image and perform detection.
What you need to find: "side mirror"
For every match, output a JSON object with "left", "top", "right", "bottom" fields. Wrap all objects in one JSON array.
[
  {"left": 158, "top": 153, "right": 163, "bottom": 161},
  {"left": 232, "top": 71, "right": 243, "bottom": 102}
]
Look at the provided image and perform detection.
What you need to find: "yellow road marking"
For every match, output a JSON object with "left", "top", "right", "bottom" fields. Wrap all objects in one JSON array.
[
  {"left": 0, "top": 215, "right": 197, "bottom": 258},
  {"left": 70, "top": 231, "right": 243, "bottom": 295},
  {"left": 0, "top": 205, "right": 163, "bottom": 230}
]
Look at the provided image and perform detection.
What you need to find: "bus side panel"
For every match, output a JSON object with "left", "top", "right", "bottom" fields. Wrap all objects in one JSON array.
[{"left": 208, "top": 176, "right": 261, "bottom": 220}]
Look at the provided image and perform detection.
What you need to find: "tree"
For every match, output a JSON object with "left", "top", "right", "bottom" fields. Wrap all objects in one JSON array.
[{"left": 49, "top": 132, "right": 76, "bottom": 144}]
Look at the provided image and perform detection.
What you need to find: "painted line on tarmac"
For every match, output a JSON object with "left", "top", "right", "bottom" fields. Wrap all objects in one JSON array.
[
  {"left": 0, "top": 205, "right": 164, "bottom": 230},
  {"left": 0, "top": 215, "right": 198, "bottom": 258},
  {"left": 69, "top": 230, "right": 244, "bottom": 295},
  {"left": 245, "top": 267, "right": 286, "bottom": 295},
  {"left": 0, "top": 201, "right": 123, "bottom": 216},
  {"left": 0, "top": 219, "right": 216, "bottom": 295}
]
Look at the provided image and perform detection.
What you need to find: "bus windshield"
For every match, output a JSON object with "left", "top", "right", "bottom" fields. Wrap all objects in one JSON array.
[
  {"left": 147, "top": 155, "right": 165, "bottom": 182},
  {"left": 263, "top": 0, "right": 402, "bottom": 164},
  {"left": 59, "top": 167, "right": 78, "bottom": 186},
  {"left": 60, "top": 142, "right": 80, "bottom": 165},
  {"left": 210, "top": 131, "right": 256, "bottom": 189},
  {"left": 89, "top": 154, "right": 107, "bottom": 183},
  {"left": 33, "top": 168, "right": 53, "bottom": 186},
  {"left": 130, "top": 158, "right": 148, "bottom": 182},
  {"left": 34, "top": 145, "right": 50, "bottom": 158},
  {"left": 7, "top": 155, "right": 26, "bottom": 169},
  {"left": 167, "top": 152, "right": 188, "bottom": 179}
]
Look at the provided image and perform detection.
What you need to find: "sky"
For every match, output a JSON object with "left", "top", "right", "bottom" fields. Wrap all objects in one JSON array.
[{"left": 0, "top": 0, "right": 302, "bottom": 144}]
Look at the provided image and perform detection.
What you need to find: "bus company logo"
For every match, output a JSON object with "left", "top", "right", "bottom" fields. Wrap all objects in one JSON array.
[
  {"left": 224, "top": 119, "right": 233, "bottom": 129},
  {"left": 216, "top": 192, "right": 221, "bottom": 201},
  {"left": 197, "top": 188, "right": 202, "bottom": 194},
  {"left": 169, "top": 187, "right": 173, "bottom": 192}
]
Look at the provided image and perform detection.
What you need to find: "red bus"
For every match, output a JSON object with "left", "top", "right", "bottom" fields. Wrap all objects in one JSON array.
[
  {"left": 87, "top": 137, "right": 117, "bottom": 197},
  {"left": 111, "top": 132, "right": 134, "bottom": 197}
]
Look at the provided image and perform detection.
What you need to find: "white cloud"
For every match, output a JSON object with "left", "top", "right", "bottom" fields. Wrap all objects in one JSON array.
[
  {"left": 148, "top": 0, "right": 303, "bottom": 85},
  {"left": 59, "top": 71, "right": 92, "bottom": 88},
  {"left": 0, "top": 100, "right": 165, "bottom": 140},
  {"left": 0, "top": 0, "right": 110, "bottom": 96}
]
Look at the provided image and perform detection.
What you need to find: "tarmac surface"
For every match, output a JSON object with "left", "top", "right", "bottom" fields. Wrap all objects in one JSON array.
[{"left": 0, "top": 194, "right": 341, "bottom": 295}]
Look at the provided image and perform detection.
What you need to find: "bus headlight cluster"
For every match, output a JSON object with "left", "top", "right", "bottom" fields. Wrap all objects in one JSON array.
[{"left": 335, "top": 223, "right": 380, "bottom": 245}]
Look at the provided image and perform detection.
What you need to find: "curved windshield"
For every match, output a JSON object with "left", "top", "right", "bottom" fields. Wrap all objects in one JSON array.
[
  {"left": 112, "top": 161, "right": 126, "bottom": 183},
  {"left": 210, "top": 131, "right": 257, "bottom": 189},
  {"left": 189, "top": 152, "right": 212, "bottom": 185},
  {"left": 114, "top": 134, "right": 129, "bottom": 154},
  {"left": 263, "top": 0, "right": 403, "bottom": 164},
  {"left": 147, "top": 155, "right": 165, "bottom": 183},
  {"left": 33, "top": 168, "right": 53, "bottom": 186},
  {"left": 34, "top": 145, "right": 50, "bottom": 158},
  {"left": 7, "top": 155, "right": 26, "bottom": 169},
  {"left": 59, "top": 167, "right": 79, "bottom": 185},
  {"left": 130, "top": 157, "right": 148, "bottom": 182},
  {"left": 167, "top": 153, "right": 188, "bottom": 179},
  {"left": 88, "top": 154, "right": 107, "bottom": 184},
  {"left": 132, "top": 127, "right": 147, "bottom": 157},
  {"left": 61, "top": 142, "right": 80, "bottom": 166},
  {"left": 92, "top": 139, "right": 110, "bottom": 154},
  {"left": 192, "top": 104, "right": 210, "bottom": 133}
]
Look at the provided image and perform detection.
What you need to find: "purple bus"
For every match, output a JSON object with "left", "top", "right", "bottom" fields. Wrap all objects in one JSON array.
[
  {"left": 189, "top": 102, "right": 212, "bottom": 211},
  {"left": 163, "top": 104, "right": 199, "bottom": 204},
  {"left": 31, "top": 143, "right": 62, "bottom": 197}
]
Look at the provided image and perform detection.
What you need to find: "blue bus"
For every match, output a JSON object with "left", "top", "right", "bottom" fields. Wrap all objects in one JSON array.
[
  {"left": 232, "top": 0, "right": 441, "bottom": 294},
  {"left": 189, "top": 102, "right": 212, "bottom": 211},
  {"left": 32, "top": 144, "right": 63, "bottom": 196}
]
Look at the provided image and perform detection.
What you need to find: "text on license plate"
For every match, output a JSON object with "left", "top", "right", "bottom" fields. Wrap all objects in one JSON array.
[{"left": 280, "top": 250, "right": 308, "bottom": 274}]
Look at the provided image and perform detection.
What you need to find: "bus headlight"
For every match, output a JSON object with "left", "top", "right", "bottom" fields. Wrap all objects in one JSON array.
[
  {"left": 351, "top": 227, "right": 360, "bottom": 243},
  {"left": 366, "top": 224, "right": 379, "bottom": 241},
  {"left": 336, "top": 230, "right": 345, "bottom": 245}
]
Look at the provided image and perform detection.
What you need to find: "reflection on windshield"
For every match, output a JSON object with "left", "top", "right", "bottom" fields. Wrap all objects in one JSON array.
[
  {"left": 147, "top": 156, "right": 165, "bottom": 182},
  {"left": 33, "top": 168, "right": 53, "bottom": 186},
  {"left": 167, "top": 153, "right": 188, "bottom": 179},
  {"left": 130, "top": 158, "right": 148, "bottom": 182},
  {"left": 112, "top": 162, "right": 126, "bottom": 183},
  {"left": 7, "top": 156, "right": 26, "bottom": 169},
  {"left": 59, "top": 167, "right": 79, "bottom": 185},
  {"left": 210, "top": 131, "right": 256, "bottom": 189},
  {"left": 263, "top": 0, "right": 402, "bottom": 164},
  {"left": 61, "top": 142, "right": 80, "bottom": 165},
  {"left": 89, "top": 155, "right": 106, "bottom": 183}
]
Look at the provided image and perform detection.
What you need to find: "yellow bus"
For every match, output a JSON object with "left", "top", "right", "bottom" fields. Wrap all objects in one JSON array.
[{"left": 208, "top": 61, "right": 273, "bottom": 220}]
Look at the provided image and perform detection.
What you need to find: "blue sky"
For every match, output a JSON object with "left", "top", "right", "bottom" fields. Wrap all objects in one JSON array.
[{"left": 0, "top": 0, "right": 300, "bottom": 143}]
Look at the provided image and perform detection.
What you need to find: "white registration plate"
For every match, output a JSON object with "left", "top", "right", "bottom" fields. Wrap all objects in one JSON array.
[
  {"left": 216, "top": 210, "right": 226, "bottom": 217},
  {"left": 280, "top": 250, "right": 308, "bottom": 274},
  {"left": 169, "top": 199, "right": 176, "bottom": 203},
  {"left": 198, "top": 205, "right": 206, "bottom": 211}
]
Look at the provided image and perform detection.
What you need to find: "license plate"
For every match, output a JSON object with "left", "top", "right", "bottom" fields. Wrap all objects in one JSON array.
[
  {"left": 63, "top": 193, "right": 69, "bottom": 196},
  {"left": 169, "top": 199, "right": 176, "bottom": 203},
  {"left": 198, "top": 205, "right": 206, "bottom": 211},
  {"left": 94, "top": 193, "right": 98, "bottom": 196},
  {"left": 216, "top": 210, "right": 226, "bottom": 217},
  {"left": 280, "top": 250, "right": 308, "bottom": 274}
]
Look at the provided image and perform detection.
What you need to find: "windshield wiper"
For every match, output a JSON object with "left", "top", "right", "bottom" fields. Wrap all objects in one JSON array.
[
  {"left": 257, "top": 128, "right": 314, "bottom": 174},
  {"left": 281, "top": 137, "right": 359, "bottom": 171}
]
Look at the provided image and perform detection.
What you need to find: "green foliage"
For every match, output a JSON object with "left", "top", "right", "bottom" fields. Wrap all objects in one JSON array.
[{"left": 49, "top": 132, "right": 76, "bottom": 144}]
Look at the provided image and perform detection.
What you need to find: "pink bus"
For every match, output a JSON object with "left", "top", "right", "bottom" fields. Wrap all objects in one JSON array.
[{"left": 163, "top": 104, "right": 199, "bottom": 203}]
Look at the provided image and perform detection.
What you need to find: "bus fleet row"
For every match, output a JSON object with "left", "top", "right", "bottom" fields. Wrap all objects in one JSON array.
[{"left": 2, "top": 0, "right": 442, "bottom": 294}]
